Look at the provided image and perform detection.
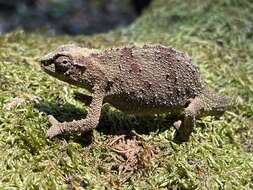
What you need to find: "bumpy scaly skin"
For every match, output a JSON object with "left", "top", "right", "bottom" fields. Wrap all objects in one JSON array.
[{"left": 40, "top": 44, "right": 230, "bottom": 142}]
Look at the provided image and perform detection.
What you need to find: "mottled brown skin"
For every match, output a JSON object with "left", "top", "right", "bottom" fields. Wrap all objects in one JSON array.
[{"left": 40, "top": 44, "right": 230, "bottom": 142}]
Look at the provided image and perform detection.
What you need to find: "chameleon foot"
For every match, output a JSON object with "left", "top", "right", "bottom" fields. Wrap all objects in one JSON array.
[
  {"left": 173, "top": 120, "right": 192, "bottom": 143},
  {"left": 46, "top": 115, "right": 65, "bottom": 139}
]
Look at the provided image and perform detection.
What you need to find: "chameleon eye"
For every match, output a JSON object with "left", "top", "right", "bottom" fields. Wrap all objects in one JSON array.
[
  {"left": 55, "top": 56, "right": 71, "bottom": 73},
  {"left": 62, "top": 60, "right": 68, "bottom": 64},
  {"left": 55, "top": 56, "right": 71, "bottom": 64}
]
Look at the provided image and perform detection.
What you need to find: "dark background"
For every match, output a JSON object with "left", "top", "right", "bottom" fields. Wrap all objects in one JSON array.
[{"left": 0, "top": 0, "right": 151, "bottom": 35}]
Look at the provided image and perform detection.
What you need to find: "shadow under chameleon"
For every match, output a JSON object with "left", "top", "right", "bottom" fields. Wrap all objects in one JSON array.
[{"left": 36, "top": 99, "right": 186, "bottom": 146}]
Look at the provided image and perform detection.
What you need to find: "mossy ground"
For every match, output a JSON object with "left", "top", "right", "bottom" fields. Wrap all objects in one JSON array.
[{"left": 0, "top": 0, "right": 253, "bottom": 189}]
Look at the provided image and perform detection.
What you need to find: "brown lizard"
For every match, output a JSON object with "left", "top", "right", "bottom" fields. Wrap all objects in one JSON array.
[{"left": 40, "top": 44, "right": 230, "bottom": 142}]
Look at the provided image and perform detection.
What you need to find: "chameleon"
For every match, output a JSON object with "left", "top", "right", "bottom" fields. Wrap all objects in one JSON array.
[{"left": 40, "top": 44, "right": 230, "bottom": 142}]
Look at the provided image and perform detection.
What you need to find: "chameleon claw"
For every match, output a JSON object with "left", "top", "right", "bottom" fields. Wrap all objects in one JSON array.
[
  {"left": 173, "top": 119, "right": 193, "bottom": 143},
  {"left": 46, "top": 115, "right": 64, "bottom": 138},
  {"left": 173, "top": 120, "right": 182, "bottom": 130}
]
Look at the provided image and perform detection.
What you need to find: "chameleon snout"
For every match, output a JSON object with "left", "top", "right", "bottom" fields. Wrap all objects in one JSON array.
[
  {"left": 39, "top": 53, "right": 55, "bottom": 66},
  {"left": 39, "top": 54, "right": 56, "bottom": 73}
]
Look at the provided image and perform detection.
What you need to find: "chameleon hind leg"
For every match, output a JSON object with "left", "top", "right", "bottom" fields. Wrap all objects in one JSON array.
[{"left": 173, "top": 97, "right": 203, "bottom": 142}]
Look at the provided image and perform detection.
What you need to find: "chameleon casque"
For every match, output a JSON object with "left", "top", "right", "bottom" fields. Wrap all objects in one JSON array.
[{"left": 40, "top": 44, "right": 230, "bottom": 142}]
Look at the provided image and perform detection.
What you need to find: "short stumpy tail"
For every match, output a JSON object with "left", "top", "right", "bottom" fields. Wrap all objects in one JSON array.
[{"left": 199, "top": 88, "right": 231, "bottom": 117}]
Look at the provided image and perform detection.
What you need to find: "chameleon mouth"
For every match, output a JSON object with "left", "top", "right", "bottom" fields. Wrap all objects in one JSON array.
[
  {"left": 39, "top": 54, "right": 53, "bottom": 66},
  {"left": 40, "top": 59, "right": 56, "bottom": 75},
  {"left": 43, "top": 64, "right": 56, "bottom": 74}
]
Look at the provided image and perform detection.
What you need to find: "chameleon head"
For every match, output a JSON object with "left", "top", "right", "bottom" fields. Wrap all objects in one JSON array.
[{"left": 39, "top": 44, "right": 95, "bottom": 89}]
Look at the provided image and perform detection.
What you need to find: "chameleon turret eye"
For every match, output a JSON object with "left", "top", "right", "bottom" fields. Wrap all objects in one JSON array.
[
  {"left": 54, "top": 56, "right": 71, "bottom": 73},
  {"left": 55, "top": 56, "right": 71, "bottom": 65},
  {"left": 62, "top": 60, "right": 68, "bottom": 64}
]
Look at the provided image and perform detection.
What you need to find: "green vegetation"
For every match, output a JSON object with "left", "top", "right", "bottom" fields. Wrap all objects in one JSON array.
[{"left": 0, "top": 0, "right": 253, "bottom": 189}]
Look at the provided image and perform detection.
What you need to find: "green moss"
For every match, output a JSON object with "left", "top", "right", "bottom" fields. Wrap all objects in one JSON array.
[{"left": 0, "top": 0, "right": 253, "bottom": 189}]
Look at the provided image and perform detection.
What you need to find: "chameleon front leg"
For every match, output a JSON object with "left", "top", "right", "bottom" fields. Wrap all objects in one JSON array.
[
  {"left": 46, "top": 86, "right": 105, "bottom": 138},
  {"left": 173, "top": 98, "right": 203, "bottom": 142},
  {"left": 74, "top": 92, "right": 106, "bottom": 106}
]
